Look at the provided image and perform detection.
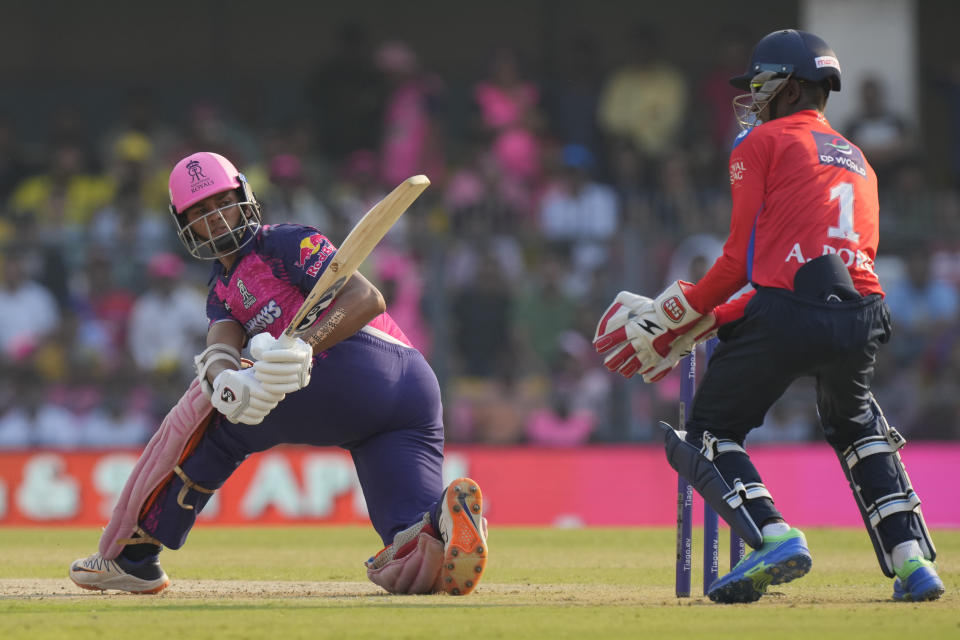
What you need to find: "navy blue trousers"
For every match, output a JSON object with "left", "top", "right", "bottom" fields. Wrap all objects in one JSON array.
[
  {"left": 685, "top": 287, "right": 918, "bottom": 549},
  {"left": 141, "top": 331, "right": 445, "bottom": 548}
]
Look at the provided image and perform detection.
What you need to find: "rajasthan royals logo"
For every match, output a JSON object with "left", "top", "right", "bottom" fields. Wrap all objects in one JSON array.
[
  {"left": 187, "top": 160, "right": 206, "bottom": 182},
  {"left": 237, "top": 279, "right": 257, "bottom": 309},
  {"left": 187, "top": 159, "right": 215, "bottom": 193}
]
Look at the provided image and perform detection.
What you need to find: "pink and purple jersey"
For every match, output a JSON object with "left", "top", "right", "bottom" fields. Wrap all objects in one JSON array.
[{"left": 206, "top": 224, "right": 412, "bottom": 347}]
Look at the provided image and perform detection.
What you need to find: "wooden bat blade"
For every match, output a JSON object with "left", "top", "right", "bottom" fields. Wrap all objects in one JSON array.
[{"left": 283, "top": 174, "right": 430, "bottom": 340}]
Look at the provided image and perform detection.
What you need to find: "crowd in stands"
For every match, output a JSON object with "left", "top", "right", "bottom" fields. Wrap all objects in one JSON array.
[{"left": 2, "top": 27, "right": 960, "bottom": 450}]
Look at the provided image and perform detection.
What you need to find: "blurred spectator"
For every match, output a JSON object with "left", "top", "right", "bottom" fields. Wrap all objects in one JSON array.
[
  {"left": 87, "top": 132, "right": 173, "bottom": 283},
  {"left": 450, "top": 251, "right": 515, "bottom": 378},
  {"left": 444, "top": 145, "right": 534, "bottom": 234},
  {"left": 538, "top": 144, "right": 618, "bottom": 294},
  {"left": 87, "top": 189, "right": 172, "bottom": 288},
  {"left": 844, "top": 75, "right": 916, "bottom": 188},
  {"left": 9, "top": 140, "right": 114, "bottom": 231},
  {"left": 376, "top": 40, "right": 446, "bottom": 187},
  {"left": 443, "top": 215, "right": 525, "bottom": 294},
  {"left": 329, "top": 150, "right": 389, "bottom": 241},
  {"left": 473, "top": 47, "right": 546, "bottom": 190},
  {"left": 304, "top": 21, "right": 386, "bottom": 165},
  {"left": 0, "top": 111, "right": 32, "bottom": 212},
  {"left": 173, "top": 100, "right": 259, "bottom": 173},
  {"left": 695, "top": 27, "right": 752, "bottom": 185},
  {"left": 261, "top": 153, "right": 331, "bottom": 229},
  {"left": 0, "top": 247, "right": 61, "bottom": 362},
  {"left": 526, "top": 331, "right": 611, "bottom": 446},
  {"left": 100, "top": 88, "right": 180, "bottom": 209},
  {"left": 127, "top": 253, "right": 208, "bottom": 380},
  {"left": 0, "top": 366, "right": 80, "bottom": 449},
  {"left": 650, "top": 151, "right": 728, "bottom": 236},
  {"left": 598, "top": 24, "right": 687, "bottom": 188},
  {"left": 67, "top": 253, "right": 137, "bottom": 373},
  {"left": 511, "top": 246, "right": 580, "bottom": 373},
  {"left": 372, "top": 246, "right": 432, "bottom": 357},
  {"left": 526, "top": 398, "right": 593, "bottom": 446},
  {"left": 928, "top": 56, "right": 960, "bottom": 189},
  {"left": 450, "top": 376, "right": 528, "bottom": 445},
  {"left": 664, "top": 233, "right": 724, "bottom": 286},
  {"left": 545, "top": 33, "right": 605, "bottom": 166},
  {"left": 79, "top": 370, "right": 153, "bottom": 449},
  {"left": 754, "top": 379, "right": 818, "bottom": 443},
  {"left": 906, "top": 333, "right": 960, "bottom": 440},
  {"left": 884, "top": 245, "right": 960, "bottom": 364}
]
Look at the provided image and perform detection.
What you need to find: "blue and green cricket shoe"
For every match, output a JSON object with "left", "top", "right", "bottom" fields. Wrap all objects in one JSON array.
[
  {"left": 892, "top": 557, "right": 944, "bottom": 602},
  {"left": 707, "top": 528, "right": 812, "bottom": 604}
]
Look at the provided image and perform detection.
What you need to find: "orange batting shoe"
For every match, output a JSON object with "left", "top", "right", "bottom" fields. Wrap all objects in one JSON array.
[{"left": 438, "top": 477, "right": 488, "bottom": 595}]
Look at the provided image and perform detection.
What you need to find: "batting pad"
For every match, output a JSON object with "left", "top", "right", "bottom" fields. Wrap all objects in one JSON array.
[{"left": 98, "top": 377, "right": 214, "bottom": 559}]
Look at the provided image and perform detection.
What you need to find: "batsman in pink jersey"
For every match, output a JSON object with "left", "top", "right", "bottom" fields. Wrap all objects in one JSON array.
[{"left": 70, "top": 152, "right": 488, "bottom": 596}]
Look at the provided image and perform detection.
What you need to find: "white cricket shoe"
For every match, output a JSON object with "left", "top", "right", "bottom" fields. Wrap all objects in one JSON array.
[{"left": 69, "top": 552, "right": 170, "bottom": 594}]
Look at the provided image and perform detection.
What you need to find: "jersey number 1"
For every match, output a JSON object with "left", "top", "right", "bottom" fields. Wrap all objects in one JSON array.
[{"left": 827, "top": 182, "right": 860, "bottom": 242}]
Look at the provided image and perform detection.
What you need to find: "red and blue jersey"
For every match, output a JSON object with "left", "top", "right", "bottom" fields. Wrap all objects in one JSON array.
[
  {"left": 206, "top": 224, "right": 412, "bottom": 347},
  {"left": 687, "top": 110, "right": 883, "bottom": 315}
]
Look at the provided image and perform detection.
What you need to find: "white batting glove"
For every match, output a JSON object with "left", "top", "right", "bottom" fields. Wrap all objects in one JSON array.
[
  {"left": 594, "top": 281, "right": 703, "bottom": 379},
  {"left": 249, "top": 332, "right": 314, "bottom": 395},
  {"left": 211, "top": 368, "right": 284, "bottom": 425}
]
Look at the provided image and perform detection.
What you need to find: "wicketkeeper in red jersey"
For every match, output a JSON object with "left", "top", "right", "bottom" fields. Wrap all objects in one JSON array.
[{"left": 594, "top": 29, "right": 943, "bottom": 603}]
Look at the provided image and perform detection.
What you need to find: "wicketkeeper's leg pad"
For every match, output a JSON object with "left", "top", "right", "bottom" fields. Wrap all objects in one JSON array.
[
  {"left": 832, "top": 396, "right": 936, "bottom": 577},
  {"left": 365, "top": 513, "right": 444, "bottom": 595},
  {"left": 98, "top": 377, "right": 214, "bottom": 559},
  {"left": 661, "top": 423, "right": 765, "bottom": 549}
]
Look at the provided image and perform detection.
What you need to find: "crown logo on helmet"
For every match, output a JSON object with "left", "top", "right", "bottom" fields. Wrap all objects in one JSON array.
[{"left": 187, "top": 160, "right": 206, "bottom": 182}]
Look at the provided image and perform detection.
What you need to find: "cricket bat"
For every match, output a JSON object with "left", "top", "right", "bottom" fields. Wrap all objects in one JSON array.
[{"left": 281, "top": 174, "right": 430, "bottom": 343}]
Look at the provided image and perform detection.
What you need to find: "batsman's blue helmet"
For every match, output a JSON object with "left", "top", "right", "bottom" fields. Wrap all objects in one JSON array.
[{"left": 730, "top": 29, "right": 841, "bottom": 92}]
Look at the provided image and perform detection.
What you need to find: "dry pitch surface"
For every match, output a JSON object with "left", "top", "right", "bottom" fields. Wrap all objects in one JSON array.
[{"left": 1, "top": 527, "right": 957, "bottom": 639}]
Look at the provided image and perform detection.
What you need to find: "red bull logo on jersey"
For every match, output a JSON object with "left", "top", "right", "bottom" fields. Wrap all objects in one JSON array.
[
  {"left": 812, "top": 131, "right": 866, "bottom": 177},
  {"left": 295, "top": 234, "right": 335, "bottom": 276}
]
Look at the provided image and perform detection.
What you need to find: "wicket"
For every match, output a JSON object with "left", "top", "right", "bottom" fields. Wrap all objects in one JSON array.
[{"left": 674, "top": 340, "right": 745, "bottom": 597}]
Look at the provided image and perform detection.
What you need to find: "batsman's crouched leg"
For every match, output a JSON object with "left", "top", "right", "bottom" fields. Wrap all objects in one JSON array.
[
  {"left": 365, "top": 477, "right": 489, "bottom": 596},
  {"left": 366, "top": 513, "right": 445, "bottom": 594},
  {"left": 97, "top": 377, "right": 214, "bottom": 559}
]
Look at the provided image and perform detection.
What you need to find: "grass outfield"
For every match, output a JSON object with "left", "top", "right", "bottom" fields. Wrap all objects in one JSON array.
[{"left": 0, "top": 526, "right": 957, "bottom": 639}]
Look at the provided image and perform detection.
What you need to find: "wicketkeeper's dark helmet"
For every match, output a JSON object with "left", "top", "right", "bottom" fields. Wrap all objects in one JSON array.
[{"left": 730, "top": 29, "right": 841, "bottom": 92}]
